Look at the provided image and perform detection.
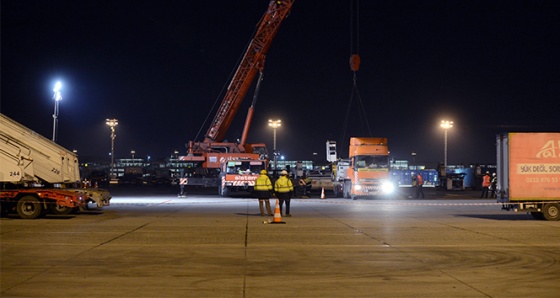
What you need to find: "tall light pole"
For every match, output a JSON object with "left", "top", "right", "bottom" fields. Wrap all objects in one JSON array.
[
  {"left": 106, "top": 119, "right": 119, "bottom": 178},
  {"left": 174, "top": 150, "right": 179, "bottom": 171},
  {"left": 52, "top": 81, "right": 62, "bottom": 142},
  {"left": 268, "top": 119, "right": 281, "bottom": 170},
  {"left": 440, "top": 120, "right": 453, "bottom": 170}
]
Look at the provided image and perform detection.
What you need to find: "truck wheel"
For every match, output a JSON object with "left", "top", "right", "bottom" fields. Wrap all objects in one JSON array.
[
  {"left": 80, "top": 199, "right": 96, "bottom": 211},
  {"left": 542, "top": 203, "right": 560, "bottom": 221},
  {"left": 16, "top": 196, "right": 42, "bottom": 219},
  {"left": 530, "top": 212, "right": 545, "bottom": 220},
  {"left": 49, "top": 203, "right": 73, "bottom": 215}
]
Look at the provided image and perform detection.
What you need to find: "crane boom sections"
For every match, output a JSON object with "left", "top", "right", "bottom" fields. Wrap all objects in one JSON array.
[{"left": 204, "top": 0, "right": 294, "bottom": 143}]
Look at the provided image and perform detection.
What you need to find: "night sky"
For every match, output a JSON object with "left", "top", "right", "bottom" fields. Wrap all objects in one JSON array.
[{"left": 2, "top": 0, "right": 559, "bottom": 166}]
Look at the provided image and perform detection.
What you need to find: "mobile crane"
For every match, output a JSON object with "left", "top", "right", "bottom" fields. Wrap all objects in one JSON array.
[{"left": 180, "top": 0, "right": 295, "bottom": 195}]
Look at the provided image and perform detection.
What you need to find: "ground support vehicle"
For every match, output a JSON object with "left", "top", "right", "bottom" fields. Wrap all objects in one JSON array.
[
  {"left": 0, "top": 113, "right": 110, "bottom": 218},
  {"left": 119, "top": 166, "right": 145, "bottom": 185},
  {"left": 72, "top": 187, "right": 111, "bottom": 210},
  {"left": 309, "top": 175, "right": 334, "bottom": 193},
  {"left": 497, "top": 132, "right": 560, "bottom": 221},
  {"left": 218, "top": 159, "right": 267, "bottom": 196},
  {"left": 331, "top": 138, "right": 394, "bottom": 200},
  {"left": 332, "top": 159, "right": 350, "bottom": 198}
]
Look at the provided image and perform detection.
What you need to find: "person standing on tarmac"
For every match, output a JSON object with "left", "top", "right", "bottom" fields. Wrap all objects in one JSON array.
[
  {"left": 490, "top": 172, "right": 498, "bottom": 198},
  {"left": 275, "top": 170, "right": 294, "bottom": 217},
  {"left": 416, "top": 172, "right": 425, "bottom": 198},
  {"left": 480, "top": 172, "right": 491, "bottom": 198},
  {"left": 253, "top": 170, "right": 273, "bottom": 216},
  {"left": 298, "top": 174, "right": 312, "bottom": 198},
  {"left": 408, "top": 173, "right": 417, "bottom": 198}
]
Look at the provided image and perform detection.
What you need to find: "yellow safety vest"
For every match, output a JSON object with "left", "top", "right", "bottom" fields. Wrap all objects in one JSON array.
[
  {"left": 275, "top": 176, "right": 294, "bottom": 193},
  {"left": 254, "top": 175, "right": 272, "bottom": 191}
]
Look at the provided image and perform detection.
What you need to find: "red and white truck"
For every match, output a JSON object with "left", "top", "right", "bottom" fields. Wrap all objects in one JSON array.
[
  {"left": 218, "top": 158, "right": 267, "bottom": 196},
  {"left": 497, "top": 132, "right": 560, "bottom": 220},
  {"left": 0, "top": 113, "right": 111, "bottom": 219}
]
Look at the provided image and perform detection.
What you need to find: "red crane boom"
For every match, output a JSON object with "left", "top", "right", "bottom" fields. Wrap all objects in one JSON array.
[
  {"left": 204, "top": 0, "right": 294, "bottom": 144},
  {"left": 183, "top": 1, "right": 294, "bottom": 178}
]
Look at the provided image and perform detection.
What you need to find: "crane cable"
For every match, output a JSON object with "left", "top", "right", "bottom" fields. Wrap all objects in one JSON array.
[
  {"left": 194, "top": 24, "right": 260, "bottom": 142},
  {"left": 339, "top": 0, "right": 373, "bottom": 156}
]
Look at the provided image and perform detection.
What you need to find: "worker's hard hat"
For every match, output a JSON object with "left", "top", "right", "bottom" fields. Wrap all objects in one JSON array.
[
  {"left": 260, "top": 170, "right": 267, "bottom": 175},
  {"left": 492, "top": 173, "right": 496, "bottom": 176},
  {"left": 281, "top": 170, "right": 288, "bottom": 175}
]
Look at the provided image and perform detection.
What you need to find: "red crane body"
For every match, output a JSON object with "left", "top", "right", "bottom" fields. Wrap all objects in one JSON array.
[{"left": 183, "top": 1, "right": 294, "bottom": 175}]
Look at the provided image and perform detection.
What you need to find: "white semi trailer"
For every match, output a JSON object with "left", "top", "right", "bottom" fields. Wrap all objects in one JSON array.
[{"left": 0, "top": 113, "right": 110, "bottom": 218}]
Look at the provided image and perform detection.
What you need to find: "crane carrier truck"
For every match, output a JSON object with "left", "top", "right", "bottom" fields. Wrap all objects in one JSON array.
[
  {"left": 0, "top": 113, "right": 111, "bottom": 219},
  {"left": 497, "top": 132, "right": 560, "bottom": 221}
]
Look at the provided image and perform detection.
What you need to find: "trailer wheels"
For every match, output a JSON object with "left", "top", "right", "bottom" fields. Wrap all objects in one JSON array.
[
  {"left": 49, "top": 203, "right": 73, "bottom": 215},
  {"left": 16, "top": 196, "right": 42, "bottom": 219},
  {"left": 542, "top": 203, "right": 560, "bottom": 221}
]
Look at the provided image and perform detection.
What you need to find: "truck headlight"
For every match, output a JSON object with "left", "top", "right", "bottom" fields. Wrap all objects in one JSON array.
[
  {"left": 353, "top": 184, "right": 362, "bottom": 191},
  {"left": 381, "top": 181, "right": 394, "bottom": 194}
]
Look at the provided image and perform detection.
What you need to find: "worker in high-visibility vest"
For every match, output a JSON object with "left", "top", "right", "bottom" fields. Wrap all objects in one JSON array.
[
  {"left": 416, "top": 173, "right": 425, "bottom": 198},
  {"left": 274, "top": 170, "right": 294, "bottom": 217},
  {"left": 254, "top": 170, "right": 273, "bottom": 216},
  {"left": 298, "top": 174, "right": 312, "bottom": 198},
  {"left": 480, "top": 172, "right": 491, "bottom": 198},
  {"left": 490, "top": 173, "right": 498, "bottom": 198}
]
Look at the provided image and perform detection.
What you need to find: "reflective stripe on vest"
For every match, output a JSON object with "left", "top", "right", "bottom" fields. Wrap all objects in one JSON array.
[
  {"left": 275, "top": 176, "right": 293, "bottom": 193},
  {"left": 254, "top": 175, "right": 272, "bottom": 191}
]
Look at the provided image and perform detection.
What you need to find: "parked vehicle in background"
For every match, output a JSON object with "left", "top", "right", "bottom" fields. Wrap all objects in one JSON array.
[
  {"left": 497, "top": 132, "right": 560, "bottom": 220},
  {"left": 119, "top": 166, "right": 145, "bottom": 185}
]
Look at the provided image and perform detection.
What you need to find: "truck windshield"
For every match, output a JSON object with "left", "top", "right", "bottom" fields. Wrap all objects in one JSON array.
[
  {"left": 225, "top": 161, "right": 265, "bottom": 174},
  {"left": 354, "top": 155, "right": 388, "bottom": 169}
]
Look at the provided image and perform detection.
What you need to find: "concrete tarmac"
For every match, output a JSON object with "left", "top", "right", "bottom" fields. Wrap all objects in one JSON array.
[{"left": 1, "top": 186, "right": 559, "bottom": 297}]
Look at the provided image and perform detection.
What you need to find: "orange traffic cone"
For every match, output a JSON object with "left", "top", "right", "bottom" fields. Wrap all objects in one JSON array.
[
  {"left": 270, "top": 199, "right": 286, "bottom": 224},
  {"left": 321, "top": 187, "right": 325, "bottom": 199}
]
